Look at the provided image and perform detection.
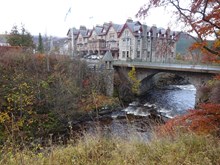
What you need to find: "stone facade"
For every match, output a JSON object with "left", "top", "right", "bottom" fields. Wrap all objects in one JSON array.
[
  {"left": 105, "top": 24, "right": 123, "bottom": 59},
  {"left": 118, "top": 20, "right": 142, "bottom": 61},
  {"left": 67, "top": 19, "right": 177, "bottom": 63}
]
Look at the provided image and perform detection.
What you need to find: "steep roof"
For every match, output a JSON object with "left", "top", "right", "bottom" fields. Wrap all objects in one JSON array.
[
  {"left": 67, "top": 28, "right": 79, "bottom": 36},
  {"left": 103, "top": 22, "right": 111, "bottom": 33},
  {"left": 80, "top": 29, "right": 91, "bottom": 38},
  {"left": 112, "top": 24, "right": 123, "bottom": 33},
  {"left": 103, "top": 50, "right": 114, "bottom": 62},
  {"left": 94, "top": 25, "right": 103, "bottom": 35},
  {"left": 118, "top": 20, "right": 142, "bottom": 37}
]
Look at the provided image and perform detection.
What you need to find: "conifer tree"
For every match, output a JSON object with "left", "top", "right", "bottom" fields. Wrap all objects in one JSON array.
[{"left": 37, "top": 33, "right": 44, "bottom": 53}]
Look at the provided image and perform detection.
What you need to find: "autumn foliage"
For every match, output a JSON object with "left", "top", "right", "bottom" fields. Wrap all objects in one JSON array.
[
  {"left": 0, "top": 51, "right": 116, "bottom": 144},
  {"left": 128, "top": 66, "right": 140, "bottom": 95},
  {"left": 159, "top": 104, "right": 220, "bottom": 136},
  {"left": 137, "top": 0, "right": 220, "bottom": 62},
  {"left": 137, "top": 0, "right": 220, "bottom": 137}
]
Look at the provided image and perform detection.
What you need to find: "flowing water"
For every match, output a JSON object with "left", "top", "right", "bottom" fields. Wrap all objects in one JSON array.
[
  {"left": 80, "top": 84, "right": 196, "bottom": 140},
  {"left": 138, "top": 84, "right": 196, "bottom": 118}
]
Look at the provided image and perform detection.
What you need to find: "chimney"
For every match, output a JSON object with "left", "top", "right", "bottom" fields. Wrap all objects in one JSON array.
[
  {"left": 126, "top": 17, "right": 133, "bottom": 23},
  {"left": 151, "top": 25, "right": 157, "bottom": 38},
  {"left": 79, "top": 26, "right": 87, "bottom": 30}
]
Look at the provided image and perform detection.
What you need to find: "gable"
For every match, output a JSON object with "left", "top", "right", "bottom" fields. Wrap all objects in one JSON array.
[
  {"left": 107, "top": 26, "right": 117, "bottom": 38},
  {"left": 77, "top": 33, "right": 83, "bottom": 42},
  {"left": 120, "top": 27, "right": 133, "bottom": 38},
  {"left": 118, "top": 21, "right": 142, "bottom": 38},
  {"left": 92, "top": 30, "right": 97, "bottom": 38}
]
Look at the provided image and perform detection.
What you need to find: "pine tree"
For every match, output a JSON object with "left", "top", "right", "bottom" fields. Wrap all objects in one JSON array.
[{"left": 37, "top": 33, "right": 44, "bottom": 53}]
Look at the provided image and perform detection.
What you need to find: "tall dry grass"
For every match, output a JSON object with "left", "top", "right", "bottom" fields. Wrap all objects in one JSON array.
[{"left": 0, "top": 127, "right": 220, "bottom": 165}]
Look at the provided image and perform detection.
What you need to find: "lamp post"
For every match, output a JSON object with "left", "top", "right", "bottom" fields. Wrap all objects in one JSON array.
[
  {"left": 71, "top": 27, "right": 74, "bottom": 57},
  {"left": 65, "top": 0, "right": 75, "bottom": 58}
]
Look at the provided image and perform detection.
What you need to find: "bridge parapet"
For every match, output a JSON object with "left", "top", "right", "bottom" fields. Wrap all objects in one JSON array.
[{"left": 113, "top": 61, "right": 220, "bottom": 74}]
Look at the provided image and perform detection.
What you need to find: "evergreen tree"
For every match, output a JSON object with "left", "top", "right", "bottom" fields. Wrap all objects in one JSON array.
[
  {"left": 7, "top": 25, "right": 34, "bottom": 48},
  {"left": 37, "top": 33, "right": 44, "bottom": 53}
]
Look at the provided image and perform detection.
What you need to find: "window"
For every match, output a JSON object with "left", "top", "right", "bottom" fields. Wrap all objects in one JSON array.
[
  {"left": 127, "top": 51, "right": 129, "bottom": 58},
  {"left": 126, "top": 38, "right": 131, "bottom": 46},
  {"left": 137, "top": 51, "right": 140, "bottom": 58},
  {"left": 122, "top": 51, "right": 126, "bottom": 58},
  {"left": 137, "top": 39, "right": 141, "bottom": 46},
  {"left": 110, "top": 33, "right": 114, "bottom": 39},
  {"left": 122, "top": 39, "right": 126, "bottom": 46},
  {"left": 124, "top": 30, "right": 129, "bottom": 37},
  {"left": 147, "top": 51, "right": 150, "bottom": 57}
]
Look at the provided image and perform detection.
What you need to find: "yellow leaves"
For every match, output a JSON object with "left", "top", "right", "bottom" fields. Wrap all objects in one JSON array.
[
  {"left": 6, "top": 97, "right": 13, "bottom": 103},
  {"left": 213, "top": 39, "right": 220, "bottom": 49},
  {"left": 40, "top": 80, "right": 49, "bottom": 89},
  {"left": 17, "top": 119, "right": 24, "bottom": 127},
  {"left": 128, "top": 66, "right": 140, "bottom": 95},
  {"left": 0, "top": 112, "right": 10, "bottom": 123}
]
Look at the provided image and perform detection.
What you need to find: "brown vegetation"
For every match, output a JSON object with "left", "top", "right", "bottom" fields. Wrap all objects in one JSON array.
[{"left": 0, "top": 51, "right": 118, "bottom": 145}]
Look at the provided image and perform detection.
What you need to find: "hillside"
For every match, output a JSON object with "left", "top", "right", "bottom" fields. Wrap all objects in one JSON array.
[{"left": 176, "top": 34, "right": 195, "bottom": 55}]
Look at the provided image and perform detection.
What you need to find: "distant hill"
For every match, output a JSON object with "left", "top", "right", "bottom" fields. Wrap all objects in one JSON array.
[
  {"left": 176, "top": 33, "right": 214, "bottom": 55},
  {"left": 176, "top": 33, "right": 196, "bottom": 55}
]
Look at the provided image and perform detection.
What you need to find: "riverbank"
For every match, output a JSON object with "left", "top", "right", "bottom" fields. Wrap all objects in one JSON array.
[{"left": 1, "top": 130, "right": 220, "bottom": 165}]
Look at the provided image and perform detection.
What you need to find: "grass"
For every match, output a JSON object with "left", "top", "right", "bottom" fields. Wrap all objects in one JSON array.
[{"left": 0, "top": 128, "right": 220, "bottom": 165}]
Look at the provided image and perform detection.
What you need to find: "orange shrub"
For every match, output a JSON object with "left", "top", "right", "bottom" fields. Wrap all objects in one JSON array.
[{"left": 158, "top": 104, "right": 220, "bottom": 137}]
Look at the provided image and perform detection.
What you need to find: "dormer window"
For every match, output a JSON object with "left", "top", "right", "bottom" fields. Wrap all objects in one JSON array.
[{"left": 137, "top": 39, "right": 141, "bottom": 46}]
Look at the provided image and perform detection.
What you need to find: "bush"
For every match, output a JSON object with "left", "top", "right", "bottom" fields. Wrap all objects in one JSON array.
[
  {"left": 0, "top": 52, "right": 116, "bottom": 144},
  {"left": 158, "top": 103, "right": 220, "bottom": 137}
]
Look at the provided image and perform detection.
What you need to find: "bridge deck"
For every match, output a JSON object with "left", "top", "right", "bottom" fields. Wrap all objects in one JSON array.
[{"left": 113, "top": 61, "right": 220, "bottom": 74}]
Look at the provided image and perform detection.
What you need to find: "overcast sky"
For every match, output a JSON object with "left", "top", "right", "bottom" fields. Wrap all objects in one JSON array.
[{"left": 0, "top": 0, "right": 174, "bottom": 37}]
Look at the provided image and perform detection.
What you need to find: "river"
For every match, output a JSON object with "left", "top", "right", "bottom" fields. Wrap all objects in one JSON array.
[
  {"left": 77, "top": 84, "right": 196, "bottom": 140},
  {"left": 138, "top": 84, "right": 196, "bottom": 118}
]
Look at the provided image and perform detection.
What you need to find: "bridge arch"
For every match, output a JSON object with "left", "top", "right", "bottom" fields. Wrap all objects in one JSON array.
[
  {"left": 113, "top": 66, "right": 215, "bottom": 105},
  {"left": 136, "top": 70, "right": 215, "bottom": 105},
  {"left": 139, "top": 72, "right": 191, "bottom": 95}
]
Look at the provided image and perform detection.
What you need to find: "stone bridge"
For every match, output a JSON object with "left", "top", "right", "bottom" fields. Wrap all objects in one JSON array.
[{"left": 113, "top": 61, "right": 220, "bottom": 103}]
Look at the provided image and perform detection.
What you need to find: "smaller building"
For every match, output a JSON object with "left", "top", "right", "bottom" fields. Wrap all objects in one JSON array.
[
  {"left": 105, "top": 23, "right": 123, "bottom": 59},
  {"left": 67, "top": 28, "right": 79, "bottom": 56},
  {"left": 0, "top": 34, "right": 10, "bottom": 46}
]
